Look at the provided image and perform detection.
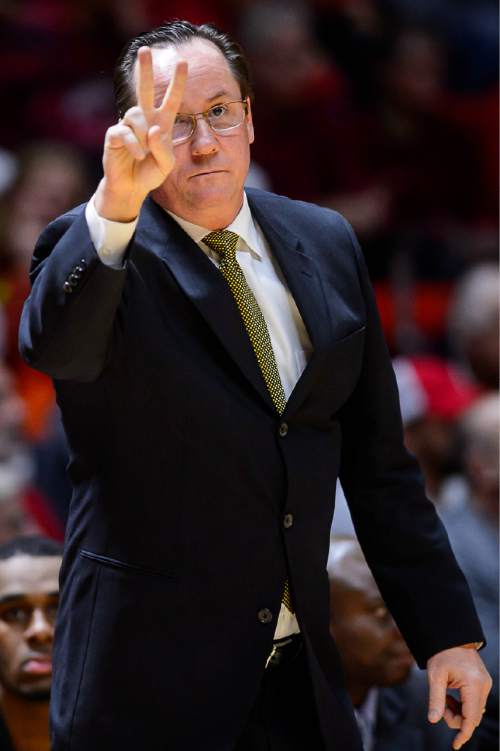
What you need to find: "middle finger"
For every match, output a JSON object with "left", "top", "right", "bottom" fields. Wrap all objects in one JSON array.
[{"left": 158, "top": 60, "right": 188, "bottom": 131}]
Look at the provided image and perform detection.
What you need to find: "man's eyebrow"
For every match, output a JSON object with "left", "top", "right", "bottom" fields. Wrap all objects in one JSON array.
[
  {"left": 0, "top": 591, "right": 59, "bottom": 607},
  {"left": 207, "top": 90, "right": 234, "bottom": 102}
]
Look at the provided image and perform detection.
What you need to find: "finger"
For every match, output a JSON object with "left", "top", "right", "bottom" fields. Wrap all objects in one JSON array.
[
  {"left": 452, "top": 717, "right": 476, "bottom": 750},
  {"left": 106, "top": 124, "right": 146, "bottom": 161},
  {"left": 136, "top": 46, "right": 155, "bottom": 119},
  {"left": 427, "top": 667, "right": 447, "bottom": 723},
  {"left": 148, "top": 125, "right": 174, "bottom": 175},
  {"left": 158, "top": 60, "right": 188, "bottom": 130},
  {"left": 121, "top": 106, "right": 150, "bottom": 151},
  {"left": 452, "top": 685, "right": 483, "bottom": 749}
]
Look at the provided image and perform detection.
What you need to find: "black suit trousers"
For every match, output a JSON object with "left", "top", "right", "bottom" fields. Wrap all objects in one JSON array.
[{"left": 235, "top": 643, "right": 326, "bottom": 751}]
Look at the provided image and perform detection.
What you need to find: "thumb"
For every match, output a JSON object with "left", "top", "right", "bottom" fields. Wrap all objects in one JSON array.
[{"left": 428, "top": 667, "right": 448, "bottom": 723}]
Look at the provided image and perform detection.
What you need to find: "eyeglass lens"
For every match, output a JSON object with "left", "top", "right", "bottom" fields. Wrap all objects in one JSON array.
[{"left": 172, "top": 102, "right": 246, "bottom": 143}]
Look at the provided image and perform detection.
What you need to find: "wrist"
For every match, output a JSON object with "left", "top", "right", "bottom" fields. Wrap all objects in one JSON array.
[{"left": 94, "top": 178, "right": 146, "bottom": 223}]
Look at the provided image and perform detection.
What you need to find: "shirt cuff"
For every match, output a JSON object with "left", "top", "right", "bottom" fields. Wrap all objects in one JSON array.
[{"left": 85, "top": 195, "right": 138, "bottom": 269}]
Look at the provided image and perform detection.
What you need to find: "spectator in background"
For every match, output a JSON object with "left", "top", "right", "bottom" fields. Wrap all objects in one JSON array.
[
  {"left": 312, "top": 0, "right": 392, "bottom": 109},
  {"left": 392, "top": 355, "right": 478, "bottom": 505},
  {"left": 382, "top": 0, "right": 499, "bottom": 92},
  {"left": 330, "top": 25, "right": 487, "bottom": 280},
  {"left": 238, "top": 0, "right": 351, "bottom": 203},
  {"left": 0, "top": 363, "right": 61, "bottom": 542},
  {"left": 0, "top": 536, "right": 63, "bottom": 751},
  {"left": 448, "top": 264, "right": 499, "bottom": 392},
  {"left": 328, "top": 537, "right": 480, "bottom": 750},
  {"left": 440, "top": 394, "right": 499, "bottom": 751},
  {"left": 0, "top": 142, "right": 89, "bottom": 442},
  {"left": 0, "top": 1, "right": 119, "bottom": 158}
]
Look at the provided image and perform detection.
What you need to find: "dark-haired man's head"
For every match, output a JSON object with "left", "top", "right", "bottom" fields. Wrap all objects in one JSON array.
[
  {"left": 113, "top": 20, "right": 253, "bottom": 118},
  {"left": 112, "top": 21, "right": 256, "bottom": 230},
  {"left": 0, "top": 536, "right": 62, "bottom": 700},
  {"left": 328, "top": 538, "right": 414, "bottom": 707}
]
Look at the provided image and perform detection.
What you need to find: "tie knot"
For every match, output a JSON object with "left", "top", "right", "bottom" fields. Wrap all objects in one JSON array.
[{"left": 203, "top": 230, "right": 239, "bottom": 260}]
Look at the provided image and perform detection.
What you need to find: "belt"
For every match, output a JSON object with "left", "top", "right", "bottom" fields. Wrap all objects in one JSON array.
[{"left": 265, "top": 633, "right": 303, "bottom": 669}]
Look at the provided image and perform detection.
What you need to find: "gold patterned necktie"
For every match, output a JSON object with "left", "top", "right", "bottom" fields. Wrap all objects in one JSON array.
[{"left": 203, "top": 229, "right": 293, "bottom": 614}]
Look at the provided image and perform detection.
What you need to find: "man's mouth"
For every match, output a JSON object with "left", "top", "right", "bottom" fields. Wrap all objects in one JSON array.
[
  {"left": 22, "top": 656, "right": 52, "bottom": 676},
  {"left": 190, "top": 170, "right": 226, "bottom": 178}
]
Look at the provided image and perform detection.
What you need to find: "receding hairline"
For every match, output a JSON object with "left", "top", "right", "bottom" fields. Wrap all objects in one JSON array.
[
  {"left": 114, "top": 21, "right": 254, "bottom": 118},
  {"left": 130, "top": 38, "right": 239, "bottom": 103}
]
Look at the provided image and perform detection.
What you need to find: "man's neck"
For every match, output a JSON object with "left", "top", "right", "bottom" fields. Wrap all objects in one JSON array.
[
  {"left": 2, "top": 690, "right": 50, "bottom": 751},
  {"left": 347, "top": 678, "right": 371, "bottom": 709}
]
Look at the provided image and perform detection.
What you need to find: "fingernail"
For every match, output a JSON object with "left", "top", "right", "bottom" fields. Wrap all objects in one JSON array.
[{"left": 428, "top": 710, "right": 440, "bottom": 722}]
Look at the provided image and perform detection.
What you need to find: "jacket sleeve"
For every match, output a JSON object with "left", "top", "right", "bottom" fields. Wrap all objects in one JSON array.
[
  {"left": 337, "top": 219, "right": 485, "bottom": 668},
  {"left": 19, "top": 205, "right": 128, "bottom": 382}
]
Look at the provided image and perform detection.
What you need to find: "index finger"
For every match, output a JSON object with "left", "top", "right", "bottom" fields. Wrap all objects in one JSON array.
[
  {"left": 157, "top": 60, "right": 188, "bottom": 129},
  {"left": 136, "top": 46, "right": 155, "bottom": 119}
]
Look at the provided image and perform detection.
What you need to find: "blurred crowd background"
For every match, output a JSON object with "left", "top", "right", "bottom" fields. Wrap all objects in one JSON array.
[{"left": 0, "top": 1, "right": 497, "bottom": 749}]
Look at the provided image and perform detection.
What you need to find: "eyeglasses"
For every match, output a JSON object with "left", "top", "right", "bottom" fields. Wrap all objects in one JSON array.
[{"left": 172, "top": 100, "right": 248, "bottom": 145}]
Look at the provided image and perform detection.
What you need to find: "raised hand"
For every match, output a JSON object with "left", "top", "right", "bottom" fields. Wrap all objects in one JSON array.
[{"left": 95, "top": 46, "right": 187, "bottom": 222}]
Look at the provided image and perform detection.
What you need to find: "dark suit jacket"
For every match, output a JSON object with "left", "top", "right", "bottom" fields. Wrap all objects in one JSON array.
[{"left": 19, "top": 189, "right": 484, "bottom": 751}]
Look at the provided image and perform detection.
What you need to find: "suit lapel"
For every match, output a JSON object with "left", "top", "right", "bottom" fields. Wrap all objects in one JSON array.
[
  {"left": 137, "top": 194, "right": 335, "bottom": 417},
  {"left": 136, "top": 199, "right": 276, "bottom": 413},
  {"left": 247, "top": 194, "right": 333, "bottom": 417}
]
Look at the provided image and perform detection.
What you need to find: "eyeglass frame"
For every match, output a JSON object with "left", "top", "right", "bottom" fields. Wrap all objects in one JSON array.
[{"left": 172, "top": 99, "right": 249, "bottom": 145}]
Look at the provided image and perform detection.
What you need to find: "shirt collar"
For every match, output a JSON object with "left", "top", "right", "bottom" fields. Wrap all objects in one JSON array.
[
  {"left": 166, "top": 191, "right": 262, "bottom": 260},
  {"left": 354, "top": 687, "right": 379, "bottom": 731}
]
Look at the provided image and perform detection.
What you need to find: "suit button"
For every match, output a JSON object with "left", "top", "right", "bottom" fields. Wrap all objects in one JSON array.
[
  {"left": 79, "top": 259, "right": 87, "bottom": 269},
  {"left": 63, "top": 281, "right": 73, "bottom": 294},
  {"left": 257, "top": 608, "right": 273, "bottom": 624},
  {"left": 68, "top": 274, "right": 79, "bottom": 287},
  {"left": 278, "top": 422, "right": 288, "bottom": 438},
  {"left": 283, "top": 513, "right": 294, "bottom": 529}
]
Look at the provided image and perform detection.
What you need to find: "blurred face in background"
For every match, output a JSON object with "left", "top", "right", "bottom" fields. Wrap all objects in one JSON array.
[
  {"left": 330, "top": 554, "right": 413, "bottom": 697},
  {"left": 382, "top": 30, "right": 446, "bottom": 113},
  {"left": 2, "top": 146, "right": 88, "bottom": 271},
  {"left": 0, "top": 554, "right": 60, "bottom": 699},
  {"left": 0, "top": 365, "right": 25, "bottom": 461}
]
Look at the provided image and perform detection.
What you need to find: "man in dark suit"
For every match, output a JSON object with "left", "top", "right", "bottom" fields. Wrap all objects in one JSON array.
[{"left": 18, "top": 20, "right": 490, "bottom": 751}]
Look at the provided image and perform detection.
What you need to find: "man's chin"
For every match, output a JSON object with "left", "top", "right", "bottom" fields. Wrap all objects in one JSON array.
[
  {"left": 18, "top": 687, "right": 51, "bottom": 702},
  {"left": 381, "top": 662, "right": 413, "bottom": 687},
  {"left": 10, "top": 677, "right": 52, "bottom": 702}
]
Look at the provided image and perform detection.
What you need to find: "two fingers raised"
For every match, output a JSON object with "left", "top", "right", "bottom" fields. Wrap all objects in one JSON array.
[{"left": 135, "top": 46, "right": 188, "bottom": 131}]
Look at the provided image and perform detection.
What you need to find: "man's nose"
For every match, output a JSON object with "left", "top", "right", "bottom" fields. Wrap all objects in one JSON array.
[
  {"left": 25, "top": 609, "right": 54, "bottom": 645},
  {"left": 190, "top": 117, "right": 219, "bottom": 157}
]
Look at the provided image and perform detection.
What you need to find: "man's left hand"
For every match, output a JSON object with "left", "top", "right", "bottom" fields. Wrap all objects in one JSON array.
[{"left": 427, "top": 645, "right": 492, "bottom": 750}]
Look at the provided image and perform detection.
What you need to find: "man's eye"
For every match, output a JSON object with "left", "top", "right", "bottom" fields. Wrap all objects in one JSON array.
[
  {"left": 373, "top": 606, "right": 389, "bottom": 620},
  {"left": 2, "top": 607, "right": 28, "bottom": 624},
  {"left": 210, "top": 105, "right": 227, "bottom": 119},
  {"left": 174, "top": 115, "right": 191, "bottom": 126}
]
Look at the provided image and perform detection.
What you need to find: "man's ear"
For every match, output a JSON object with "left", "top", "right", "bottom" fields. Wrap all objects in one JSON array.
[{"left": 245, "top": 97, "right": 255, "bottom": 145}]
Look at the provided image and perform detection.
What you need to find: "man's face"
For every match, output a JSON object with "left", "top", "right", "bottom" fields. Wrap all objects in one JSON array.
[
  {"left": 330, "top": 570, "right": 413, "bottom": 689},
  {"left": 0, "top": 555, "right": 60, "bottom": 698},
  {"left": 143, "top": 39, "right": 254, "bottom": 223}
]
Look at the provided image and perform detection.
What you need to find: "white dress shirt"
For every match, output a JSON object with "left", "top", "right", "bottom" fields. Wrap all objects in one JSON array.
[
  {"left": 85, "top": 192, "right": 313, "bottom": 639},
  {"left": 353, "top": 688, "right": 379, "bottom": 751}
]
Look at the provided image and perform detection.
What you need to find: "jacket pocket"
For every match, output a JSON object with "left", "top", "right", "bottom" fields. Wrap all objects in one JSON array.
[{"left": 79, "top": 549, "right": 174, "bottom": 579}]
